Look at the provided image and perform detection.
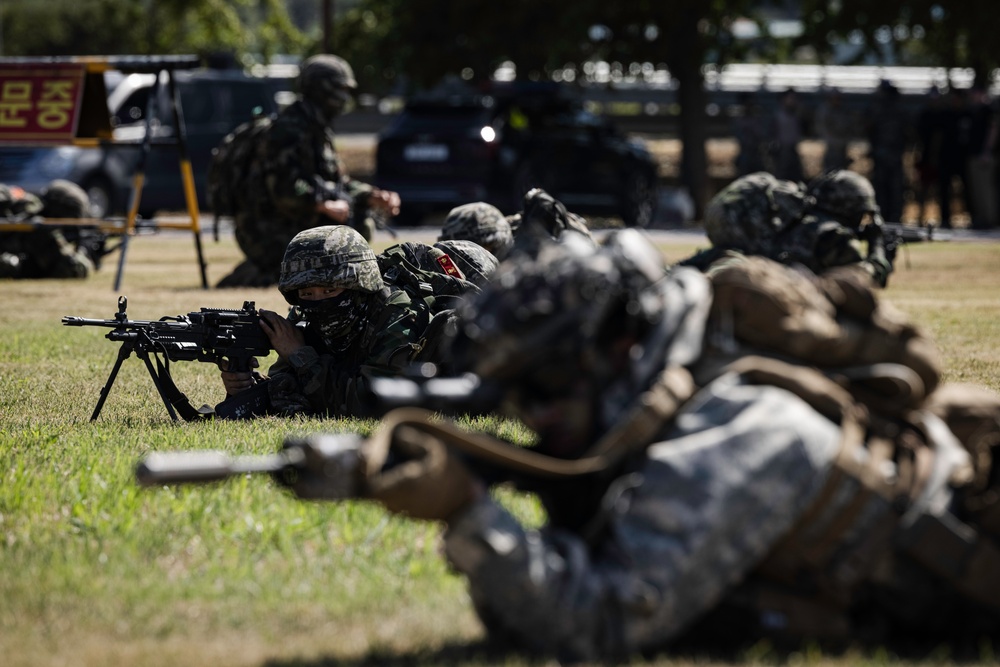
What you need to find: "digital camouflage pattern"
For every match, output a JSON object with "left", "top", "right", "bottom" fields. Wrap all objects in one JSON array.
[
  {"left": 806, "top": 169, "right": 882, "bottom": 229},
  {"left": 439, "top": 237, "right": 995, "bottom": 660},
  {"left": 278, "top": 225, "right": 383, "bottom": 303},
  {"left": 376, "top": 240, "right": 481, "bottom": 314},
  {"left": 0, "top": 181, "right": 96, "bottom": 279},
  {"left": 702, "top": 171, "right": 808, "bottom": 254},
  {"left": 438, "top": 202, "right": 514, "bottom": 260},
  {"left": 217, "top": 54, "right": 375, "bottom": 288},
  {"left": 690, "top": 170, "right": 893, "bottom": 287},
  {"left": 432, "top": 239, "right": 498, "bottom": 287},
  {"left": 265, "top": 286, "right": 431, "bottom": 417},
  {"left": 261, "top": 226, "right": 439, "bottom": 417}
]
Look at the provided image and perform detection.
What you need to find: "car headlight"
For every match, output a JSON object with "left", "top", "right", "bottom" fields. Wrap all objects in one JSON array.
[{"left": 35, "top": 146, "right": 82, "bottom": 179}]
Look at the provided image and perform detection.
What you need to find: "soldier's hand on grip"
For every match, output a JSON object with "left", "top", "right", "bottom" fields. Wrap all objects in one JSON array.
[{"left": 363, "top": 423, "right": 480, "bottom": 522}]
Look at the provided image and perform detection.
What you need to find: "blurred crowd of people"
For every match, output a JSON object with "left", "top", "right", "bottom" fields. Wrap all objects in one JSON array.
[{"left": 733, "top": 82, "right": 999, "bottom": 229}]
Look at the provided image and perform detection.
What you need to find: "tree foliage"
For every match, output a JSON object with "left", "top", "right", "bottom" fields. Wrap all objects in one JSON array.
[
  {"left": 797, "top": 0, "right": 1000, "bottom": 84},
  {"left": 0, "top": 0, "right": 307, "bottom": 62}
]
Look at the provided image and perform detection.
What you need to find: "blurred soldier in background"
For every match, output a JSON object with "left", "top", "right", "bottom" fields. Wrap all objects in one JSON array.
[
  {"left": 438, "top": 202, "right": 514, "bottom": 260},
  {"left": 681, "top": 170, "right": 895, "bottom": 287},
  {"left": 866, "top": 81, "right": 908, "bottom": 225},
  {"left": 506, "top": 187, "right": 595, "bottom": 256},
  {"left": 815, "top": 88, "right": 854, "bottom": 172},
  {"left": 358, "top": 230, "right": 1000, "bottom": 660},
  {"left": 218, "top": 54, "right": 401, "bottom": 288},
  {"left": 219, "top": 225, "right": 439, "bottom": 417},
  {"left": 732, "top": 91, "right": 769, "bottom": 176},
  {"left": 769, "top": 88, "right": 805, "bottom": 182},
  {"left": 0, "top": 179, "right": 105, "bottom": 279},
  {"left": 794, "top": 169, "right": 895, "bottom": 287}
]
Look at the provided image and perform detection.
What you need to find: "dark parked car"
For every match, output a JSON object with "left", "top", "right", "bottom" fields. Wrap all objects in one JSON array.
[
  {"left": 374, "top": 82, "right": 660, "bottom": 227},
  {"left": 0, "top": 66, "right": 294, "bottom": 218}
]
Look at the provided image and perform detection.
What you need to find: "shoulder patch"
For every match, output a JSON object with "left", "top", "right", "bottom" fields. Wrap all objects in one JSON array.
[{"left": 435, "top": 254, "right": 464, "bottom": 278}]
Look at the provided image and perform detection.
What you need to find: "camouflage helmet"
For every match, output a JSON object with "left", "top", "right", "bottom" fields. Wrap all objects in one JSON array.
[
  {"left": 806, "top": 170, "right": 881, "bottom": 227},
  {"left": 457, "top": 229, "right": 668, "bottom": 394},
  {"left": 298, "top": 54, "right": 357, "bottom": 111},
  {"left": 40, "top": 179, "right": 90, "bottom": 218},
  {"left": 704, "top": 172, "right": 808, "bottom": 254},
  {"left": 434, "top": 239, "right": 499, "bottom": 287},
  {"left": 278, "top": 225, "right": 383, "bottom": 304},
  {"left": 439, "top": 202, "right": 514, "bottom": 260}
]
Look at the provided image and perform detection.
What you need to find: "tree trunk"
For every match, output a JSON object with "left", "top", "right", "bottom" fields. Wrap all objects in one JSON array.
[{"left": 666, "top": 13, "right": 710, "bottom": 222}]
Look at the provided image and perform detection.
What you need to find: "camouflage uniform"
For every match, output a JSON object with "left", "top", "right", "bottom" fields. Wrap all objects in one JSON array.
[
  {"left": 222, "top": 55, "right": 377, "bottom": 288},
  {"left": 683, "top": 170, "right": 894, "bottom": 287},
  {"left": 432, "top": 239, "right": 497, "bottom": 287},
  {"left": 260, "top": 226, "right": 435, "bottom": 416},
  {"left": 433, "top": 232, "right": 995, "bottom": 660},
  {"left": 0, "top": 180, "right": 97, "bottom": 279},
  {"left": 438, "top": 202, "right": 514, "bottom": 260},
  {"left": 802, "top": 169, "right": 894, "bottom": 287}
]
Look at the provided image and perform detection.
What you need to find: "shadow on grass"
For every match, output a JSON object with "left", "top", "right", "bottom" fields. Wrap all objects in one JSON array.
[
  {"left": 261, "top": 635, "right": 1000, "bottom": 667},
  {"left": 263, "top": 639, "right": 531, "bottom": 667}
]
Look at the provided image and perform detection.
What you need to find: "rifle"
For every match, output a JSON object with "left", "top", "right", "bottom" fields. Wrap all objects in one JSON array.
[
  {"left": 63, "top": 295, "right": 273, "bottom": 422},
  {"left": 136, "top": 433, "right": 367, "bottom": 499}
]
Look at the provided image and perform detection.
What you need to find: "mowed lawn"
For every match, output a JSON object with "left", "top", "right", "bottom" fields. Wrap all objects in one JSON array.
[{"left": 1, "top": 227, "right": 999, "bottom": 667}]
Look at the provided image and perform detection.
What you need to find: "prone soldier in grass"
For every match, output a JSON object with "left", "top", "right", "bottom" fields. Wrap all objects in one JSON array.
[
  {"left": 219, "top": 225, "right": 440, "bottom": 417},
  {"left": 354, "top": 230, "right": 1000, "bottom": 659},
  {"left": 149, "top": 230, "right": 1000, "bottom": 659},
  {"left": 682, "top": 170, "right": 896, "bottom": 287},
  {"left": 0, "top": 180, "right": 105, "bottom": 279}
]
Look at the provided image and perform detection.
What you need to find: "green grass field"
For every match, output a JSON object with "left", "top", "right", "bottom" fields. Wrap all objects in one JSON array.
[{"left": 1, "top": 230, "right": 999, "bottom": 667}]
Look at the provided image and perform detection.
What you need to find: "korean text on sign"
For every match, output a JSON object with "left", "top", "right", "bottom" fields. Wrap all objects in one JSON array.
[{"left": 0, "top": 65, "right": 85, "bottom": 143}]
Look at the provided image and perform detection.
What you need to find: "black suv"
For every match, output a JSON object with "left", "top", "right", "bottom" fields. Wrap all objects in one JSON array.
[
  {"left": 0, "top": 67, "right": 293, "bottom": 218},
  {"left": 374, "top": 82, "right": 660, "bottom": 227}
]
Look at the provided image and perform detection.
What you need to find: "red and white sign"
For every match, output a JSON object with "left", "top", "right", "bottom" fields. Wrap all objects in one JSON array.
[{"left": 0, "top": 64, "right": 86, "bottom": 143}]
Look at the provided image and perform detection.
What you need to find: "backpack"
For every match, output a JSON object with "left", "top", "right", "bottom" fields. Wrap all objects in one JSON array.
[
  {"left": 206, "top": 112, "right": 276, "bottom": 240},
  {"left": 704, "top": 256, "right": 940, "bottom": 413}
]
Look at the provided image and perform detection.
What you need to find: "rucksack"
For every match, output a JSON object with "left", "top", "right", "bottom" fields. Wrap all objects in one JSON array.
[
  {"left": 705, "top": 256, "right": 940, "bottom": 412},
  {"left": 206, "top": 112, "right": 276, "bottom": 240}
]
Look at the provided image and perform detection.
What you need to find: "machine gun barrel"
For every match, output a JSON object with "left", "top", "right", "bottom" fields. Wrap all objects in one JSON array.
[{"left": 61, "top": 315, "right": 176, "bottom": 328}]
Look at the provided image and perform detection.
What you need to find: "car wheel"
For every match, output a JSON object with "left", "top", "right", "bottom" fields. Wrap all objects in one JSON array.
[
  {"left": 620, "top": 170, "right": 658, "bottom": 228},
  {"left": 82, "top": 176, "right": 115, "bottom": 219}
]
